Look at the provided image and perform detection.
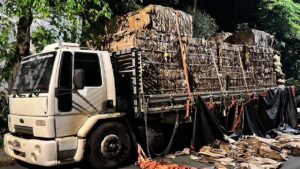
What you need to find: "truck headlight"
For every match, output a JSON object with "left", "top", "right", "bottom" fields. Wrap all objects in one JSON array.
[{"left": 35, "top": 120, "right": 46, "bottom": 126}]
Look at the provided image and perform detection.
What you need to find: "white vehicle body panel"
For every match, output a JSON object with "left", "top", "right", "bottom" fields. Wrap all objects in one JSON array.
[
  {"left": 4, "top": 133, "right": 57, "bottom": 166},
  {"left": 10, "top": 96, "right": 48, "bottom": 116},
  {"left": 4, "top": 133, "right": 86, "bottom": 166},
  {"left": 77, "top": 113, "right": 124, "bottom": 138},
  {"left": 55, "top": 114, "right": 89, "bottom": 137},
  {"left": 8, "top": 114, "right": 55, "bottom": 138},
  {"left": 5, "top": 43, "right": 119, "bottom": 166},
  {"left": 102, "top": 51, "right": 116, "bottom": 108}
]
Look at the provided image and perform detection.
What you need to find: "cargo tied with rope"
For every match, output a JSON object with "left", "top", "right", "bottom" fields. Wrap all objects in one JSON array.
[{"left": 96, "top": 4, "right": 282, "bottom": 117}]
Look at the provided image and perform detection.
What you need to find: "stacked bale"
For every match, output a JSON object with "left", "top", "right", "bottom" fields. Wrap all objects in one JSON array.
[
  {"left": 96, "top": 5, "right": 279, "bottom": 96},
  {"left": 104, "top": 5, "right": 193, "bottom": 36},
  {"left": 98, "top": 29, "right": 192, "bottom": 52},
  {"left": 225, "top": 29, "right": 275, "bottom": 48},
  {"left": 273, "top": 54, "right": 285, "bottom": 85},
  {"left": 207, "top": 32, "right": 233, "bottom": 44},
  {"left": 187, "top": 38, "right": 219, "bottom": 93},
  {"left": 104, "top": 15, "right": 129, "bottom": 34},
  {"left": 99, "top": 29, "right": 217, "bottom": 94},
  {"left": 246, "top": 46, "right": 276, "bottom": 87}
]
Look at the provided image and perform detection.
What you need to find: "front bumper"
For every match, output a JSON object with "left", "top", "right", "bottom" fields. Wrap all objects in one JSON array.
[
  {"left": 4, "top": 133, "right": 86, "bottom": 167},
  {"left": 4, "top": 133, "right": 58, "bottom": 166}
]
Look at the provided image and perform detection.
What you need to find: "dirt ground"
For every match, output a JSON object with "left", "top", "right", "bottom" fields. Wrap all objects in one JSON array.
[{"left": 0, "top": 147, "right": 16, "bottom": 168}]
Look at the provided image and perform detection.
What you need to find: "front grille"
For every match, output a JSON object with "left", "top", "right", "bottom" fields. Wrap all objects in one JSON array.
[{"left": 14, "top": 125, "right": 33, "bottom": 136}]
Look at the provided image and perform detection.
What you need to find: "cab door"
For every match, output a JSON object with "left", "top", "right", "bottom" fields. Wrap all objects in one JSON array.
[
  {"left": 55, "top": 51, "right": 107, "bottom": 137},
  {"left": 72, "top": 52, "right": 107, "bottom": 113}
]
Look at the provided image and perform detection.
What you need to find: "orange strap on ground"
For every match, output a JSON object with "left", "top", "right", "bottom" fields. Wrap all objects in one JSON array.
[
  {"left": 175, "top": 12, "right": 192, "bottom": 118},
  {"left": 136, "top": 144, "right": 208, "bottom": 169}
]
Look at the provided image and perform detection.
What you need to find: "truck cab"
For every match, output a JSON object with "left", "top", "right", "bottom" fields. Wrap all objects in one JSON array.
[{"left": 4, "top": 43, "right": 131, "bottom": 169}]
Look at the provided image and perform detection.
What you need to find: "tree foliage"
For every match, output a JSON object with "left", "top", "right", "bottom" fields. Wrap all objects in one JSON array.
[
  {"left": 31, "top": 26, "right": 57, "bottom": 52},
  {"left": 257, "top": 0, "right": 300, "bottom": 40},
  {"left": 0, "top": 16, "right": 16, "bottom": 80},
  {"left": 256, "top": 0, "right": 300, "bottom": 88},
  {"left": 187, "top": 8, "right": 219, "bottom": 38},
  {"left": 0, "top": 0, "right": 114, "bottom": 82},
  {"left": 0, "top": 90, "right": 8, "bottom": 145}
]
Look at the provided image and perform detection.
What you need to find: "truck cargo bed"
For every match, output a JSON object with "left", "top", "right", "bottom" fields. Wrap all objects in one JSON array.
[{"left": 112, "top": 48, "right": 276, "bottom": 117}]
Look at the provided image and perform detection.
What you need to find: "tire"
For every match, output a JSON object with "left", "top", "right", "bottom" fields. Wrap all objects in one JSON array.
[{"left": 86, "top": 122, "right": 131, "bottom": 169}]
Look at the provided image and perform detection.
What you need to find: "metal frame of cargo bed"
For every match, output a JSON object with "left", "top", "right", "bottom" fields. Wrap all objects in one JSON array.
[{"left": 112, "top": 48, "right": 277, "bottom": 118}]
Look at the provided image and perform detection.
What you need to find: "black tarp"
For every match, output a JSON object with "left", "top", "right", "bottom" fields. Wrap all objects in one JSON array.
[
  {"left": 191, "top": 96, "right": 224, "bottom": 151},
  {"left": 191, "top": 87, "right": 298, "bottom": 150},
  {"left": 227, "top": 87, "right": 298, "bottom": 137}
]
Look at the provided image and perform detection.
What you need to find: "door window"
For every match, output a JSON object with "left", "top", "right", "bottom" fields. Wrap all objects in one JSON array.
[
  {"left": 57, "top": 51, "right": 73, "bottom": 112},
  {"left": 74, "top": 53, "right": 102, "bottom": 87}
]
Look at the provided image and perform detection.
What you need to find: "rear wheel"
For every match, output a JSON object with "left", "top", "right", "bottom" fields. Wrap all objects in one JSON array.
[{"left": 86, "top": 122, "right": 131, "bottom": 169}]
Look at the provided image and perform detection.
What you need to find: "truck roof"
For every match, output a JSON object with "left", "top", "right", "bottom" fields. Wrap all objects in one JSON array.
[{"left": 42, "top": 43, "right": 81, "bottom": 52}]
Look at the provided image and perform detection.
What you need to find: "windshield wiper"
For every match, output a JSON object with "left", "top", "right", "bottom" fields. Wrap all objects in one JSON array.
[
  {"left": 32, "top": 89, "right": 40, "bottom": 97},
  {"left": 12, "top": 88, "right": 26, "bottom": 97},
  {"left": 22, "top": 88, "right": 41, "bottom": 97}
]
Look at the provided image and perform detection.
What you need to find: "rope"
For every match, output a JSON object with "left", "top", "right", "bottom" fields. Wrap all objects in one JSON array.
[
  {"left": 237, "top": 50, "right": 250, "bottom": 95},
  {"left": 210, "top": 50, "right": 226, "bottom": 96},
  {"left": 218, "top": 42, "right": 223, "bottom": 68},
  {"left": 230, "top": 103, "right": 243, "bottom": 132},
  {"left": 144, "top": 109, "right": 179, "bottom": 157},
  {"left": 175, "top": 12, "right": 192, "bottom": 118},
  {"left": 144, "top": 100, "right": 152, "bottom": 158}
]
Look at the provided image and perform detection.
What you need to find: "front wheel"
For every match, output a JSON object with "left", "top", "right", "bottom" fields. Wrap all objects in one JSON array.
[{"left": 86, "top": 121, "right": 131, "bottom": 169}]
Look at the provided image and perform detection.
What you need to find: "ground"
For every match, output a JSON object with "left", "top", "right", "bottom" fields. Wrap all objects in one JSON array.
[
  {"left": 0, "top": 147, "right": 16, "bottom": 168},
  {"left": 1, "top": 154, "right": 300, "bottom": 169}
]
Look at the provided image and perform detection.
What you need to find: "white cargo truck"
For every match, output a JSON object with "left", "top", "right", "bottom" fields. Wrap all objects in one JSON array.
[
  {"left": 3, "top": 43, "right": 272, "bottom": 169},
  {"left": 4, "top": 43, "right": 132, "bottom": 169}
]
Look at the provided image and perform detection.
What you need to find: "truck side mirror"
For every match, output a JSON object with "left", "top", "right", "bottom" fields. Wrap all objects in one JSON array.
[{"left": 74, "top": 69, "right": 85, "bottom": 90}]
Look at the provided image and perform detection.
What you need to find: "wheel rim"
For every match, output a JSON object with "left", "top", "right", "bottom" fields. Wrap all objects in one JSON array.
[{"left": 100, "top": 134, "right": 122, "bottom": 158}]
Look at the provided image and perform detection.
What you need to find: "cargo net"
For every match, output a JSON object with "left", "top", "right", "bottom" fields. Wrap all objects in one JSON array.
[{"left": 98, "top": 29, "right": 277, "bottom": 95}]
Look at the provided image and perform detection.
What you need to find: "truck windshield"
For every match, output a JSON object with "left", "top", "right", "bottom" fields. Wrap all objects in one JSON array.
[{"left": 12, "top": 52, "right": 56, "bottom": 94}]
